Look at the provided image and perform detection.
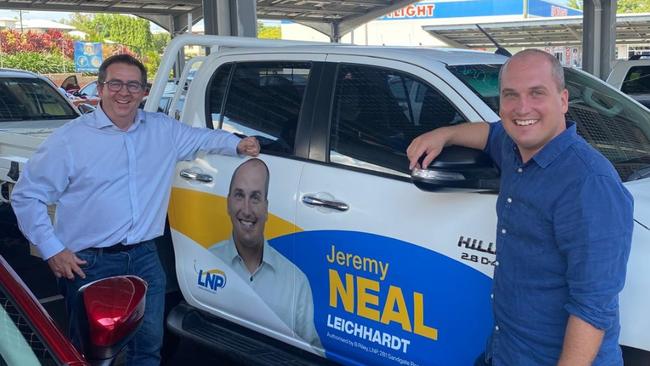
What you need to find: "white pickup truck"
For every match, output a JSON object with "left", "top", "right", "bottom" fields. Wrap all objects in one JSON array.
[
  {"left": 3, "top": 35, "right": 650, "bottom": 365},
  {"left": 606, "top": 56, "right": 650, "bottom": 110}
]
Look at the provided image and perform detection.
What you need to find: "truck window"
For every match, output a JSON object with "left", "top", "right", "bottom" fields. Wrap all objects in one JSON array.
[
  {"left": 214, "top": 62, "right": 311, "bottom": 155},
  {"left": 449, "top": 64, "right": 650, "bottom": 182},
  {"left": 329, "top": 64, "right": 466, "bottom": 176},
  {"left": 621, "top": 66, "right": 650, "bottom": 95},
  {"left": 207, "top": 63, "right": 233, "bottom": 127}
]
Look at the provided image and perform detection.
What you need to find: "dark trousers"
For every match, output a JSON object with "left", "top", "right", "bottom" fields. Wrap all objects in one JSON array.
[{"left": 59, "top": 239, "right": 166, "bottom": 366}]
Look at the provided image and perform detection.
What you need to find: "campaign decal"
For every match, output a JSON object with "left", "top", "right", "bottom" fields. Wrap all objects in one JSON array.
[{"left": 269, "top": 230, "right": 494, "bottom": 366}]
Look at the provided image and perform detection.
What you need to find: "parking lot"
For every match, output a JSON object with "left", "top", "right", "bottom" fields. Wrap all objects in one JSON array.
[{"left": 2, "top": 1, "right": 650, "bottom": 366}]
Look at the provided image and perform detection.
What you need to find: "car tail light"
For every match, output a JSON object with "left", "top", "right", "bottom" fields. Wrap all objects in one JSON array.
[
  {"left": 82, "top": 276, "right": 147, "bottom": 348},
  {"left": 0, "top": 256, "right": 88, "bottom": 365}
]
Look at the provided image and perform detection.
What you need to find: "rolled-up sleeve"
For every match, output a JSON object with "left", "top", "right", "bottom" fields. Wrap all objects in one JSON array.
[
  {"left": 484, "top": 121, "right": 506, "bottom": 168},
  {"left": 554, "top": 174, "right": 634, "bottom": 330},
  {"left": 11, "top": 133, "right": 73, "bottom": 259}
]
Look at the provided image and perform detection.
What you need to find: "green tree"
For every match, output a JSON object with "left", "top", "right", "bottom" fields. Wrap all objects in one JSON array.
[
  {"left": 617, "top": 0, "right": 650, "bottom": 13},
  {"left": 70, "top": 13, "right": 153, "bottom": 52},
  {"left": 152, "top": 32, "right": 171, "bottom": 53},
  {"left": 258, "top": 21, "right": 281, "bottom": 39},
  {"left": 1, "top": 52, "right": 74, "bottom": 73},
  {"left": 567, "top": 0, "right": 582, "bottom": 10},
  {"left": 568, "top": 0, "right": 650, "bottom": 13}
]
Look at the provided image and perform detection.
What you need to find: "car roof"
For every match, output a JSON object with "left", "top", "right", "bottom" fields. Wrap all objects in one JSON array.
[
  {"left": 0, "top": 68, "right": 42, "bottom": 79},
  {"left": 216, "top": 45, "right": 509, "bottom": 66}
]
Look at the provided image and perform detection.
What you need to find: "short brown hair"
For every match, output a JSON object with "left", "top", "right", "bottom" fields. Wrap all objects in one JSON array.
[{"left": 97, "top": 54, "right": 147, "bottom": 85}]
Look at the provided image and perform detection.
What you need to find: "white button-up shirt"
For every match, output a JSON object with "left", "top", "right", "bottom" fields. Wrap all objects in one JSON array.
[
  {"left": 209, "top": 237, "right": 322, "bottom": 349},
  {"left": 12, "top": 106, "right": 240, "bottom": 259}
]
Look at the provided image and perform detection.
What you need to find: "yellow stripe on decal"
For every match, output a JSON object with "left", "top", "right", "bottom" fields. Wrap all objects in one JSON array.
[{"left": 168, "top": 187, "right": 301, "bottom": 248}]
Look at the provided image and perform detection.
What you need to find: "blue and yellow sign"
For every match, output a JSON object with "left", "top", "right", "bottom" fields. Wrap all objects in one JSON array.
[
  {"left": 74, "top": 42, "right": 103, "bottom": 73},
  {"left": 271, "top": 231, "right": 494, "bottom": 366}
]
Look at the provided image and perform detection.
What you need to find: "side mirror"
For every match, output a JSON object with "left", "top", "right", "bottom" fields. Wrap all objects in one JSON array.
[
  {"left": 73, "top": 275, "right": 147, "bottom": 363},
  {"left": 77, "top": 103, "right": 96, "bottom": 114},
  {"left": 411, "top": 146, "right": 500, "bottom": 191}
]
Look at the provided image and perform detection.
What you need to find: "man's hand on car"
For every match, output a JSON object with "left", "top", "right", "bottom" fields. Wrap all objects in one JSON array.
[
  {"left": 47, "top": 249, "right": 86, "bottom": 280},
  {"left": 237, "top": 136, "right": 261, "bottom": 157},
  {"left": 407, "top": 128, "right": 449, "bottom": 170}
]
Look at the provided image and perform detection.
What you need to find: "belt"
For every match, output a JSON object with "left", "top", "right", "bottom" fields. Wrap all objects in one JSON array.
[{"left": 94, "top": 242, "right": 143, "bottom": 254}]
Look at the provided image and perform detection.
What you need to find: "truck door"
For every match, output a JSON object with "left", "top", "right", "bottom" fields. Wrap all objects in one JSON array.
[
  {"left": 169, "top": 58, "right": 326, "bottom": 352},
  {"left": 294, "top": 59, "right": 499, "bottom": 366}
]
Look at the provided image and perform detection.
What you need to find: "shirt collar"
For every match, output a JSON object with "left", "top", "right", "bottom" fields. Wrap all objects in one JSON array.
[
  {"left": 224, "top": 236, "right": 279, "bottom": 272},
  {"left": 531, "top": 121, "right": 579, "bottom": 169},
  {"left": 88, "top": 103, "right": 145, "bottom": 131}
]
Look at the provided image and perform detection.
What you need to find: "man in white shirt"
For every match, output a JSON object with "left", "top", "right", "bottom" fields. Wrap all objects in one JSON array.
[
  {"left": 12, "top": 54, "right": 260, "bottom": 366},
  {"left": 209, "top": 158, "right": 321, "bottom": 349}
]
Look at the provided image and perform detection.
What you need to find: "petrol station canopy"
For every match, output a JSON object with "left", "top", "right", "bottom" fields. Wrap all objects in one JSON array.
[
  {"left": 423, "top": 13, "right": 650, "bottom": 48},
  {"left": 0, "top": 0, "right": 634, "bottom": 78}
]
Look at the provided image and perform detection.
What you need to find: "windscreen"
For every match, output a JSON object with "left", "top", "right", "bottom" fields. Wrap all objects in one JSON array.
[
  {"left": 0, "top": 77, "right": 78, "bottom": 122},
  {"left": 448, "top": 64, "right": 650, "bottom": 182}
]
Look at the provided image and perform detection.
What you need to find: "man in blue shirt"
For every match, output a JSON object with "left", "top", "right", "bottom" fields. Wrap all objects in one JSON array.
[
  {"left": 407, "top": 49, "right": 633, "bottom": 365},
  {"left": 11, "top": 54, "right": 260, "bottom": 366}
]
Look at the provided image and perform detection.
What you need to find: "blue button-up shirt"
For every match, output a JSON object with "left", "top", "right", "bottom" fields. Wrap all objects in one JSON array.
[
  {"left": 12, "top": 105, "right": 241, "bottom": 259},
  {"left": 484, "top": 121, "right": 633, "bottom": 365}
]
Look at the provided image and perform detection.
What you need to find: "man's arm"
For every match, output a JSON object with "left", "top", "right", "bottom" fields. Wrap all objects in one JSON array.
[
  {"left": 557, "top": 315, "right": 604, "bottom": 366},
  {"left": 169, "top": 117, "right": 259, "bottom": 160},
  {"left": 555, "top": 174, "right": 633, "bottom": 365},
  {"left": 11, "top": 136, "right": 87, "bottom": 279},
  {"left": 406, "top": 122, "right": 490, "bottom": 170}
]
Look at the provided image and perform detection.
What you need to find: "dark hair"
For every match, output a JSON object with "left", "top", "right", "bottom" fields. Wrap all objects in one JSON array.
[
  {"left": 97, "top": 54, "right": 147, "bottom": 85},
  {"left": 499, "top": 49, "right": 565, "bottom": 91},
  {"left": 229, "top": 158, "right": 270, "bottom": 201}
]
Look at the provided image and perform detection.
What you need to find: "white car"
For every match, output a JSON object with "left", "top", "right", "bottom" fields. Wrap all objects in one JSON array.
[
  {"left": 606, "top": 56, "right": 650, "bottom": 109},
  {"left": 0, "top": 69, "right": 81, "bottom": 194},
  {"left": 147, "top": 36, "right": 650, "bottom": 366},
  {"left": 0, "top": 68, "right": 79, "bottom": 134}
]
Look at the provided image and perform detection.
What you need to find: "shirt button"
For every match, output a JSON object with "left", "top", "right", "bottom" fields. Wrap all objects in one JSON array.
[
  {"left": 495, "top": 325, "right": 500, "bottom": 331},
  {"left": 494, "top": 261, "right": 500, "bottom": 266},
  {"left": 507, "top": 197, "right": 512, "bottom": 203},
  {"left": 501, "top": 228, "right": 506, "bottom": 234},
  {"left": 490, "top": 293, "right": 494, "bottom": 299},
  {"left": 517, "top": 167, "right": 523, "bottom": 173}
]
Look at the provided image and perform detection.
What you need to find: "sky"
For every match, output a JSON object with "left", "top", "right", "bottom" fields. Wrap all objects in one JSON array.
[
  {"left": 0, "top": 9, "right": 68, "bottom": 22},
  {"left": 0, "top": 9, "right": 281, "bottom": 32},
  {"left": 0, "top": 9, "right": 172, "bottom": 32}
]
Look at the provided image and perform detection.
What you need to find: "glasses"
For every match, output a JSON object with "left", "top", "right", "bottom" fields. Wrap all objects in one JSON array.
[{"left": 101, "top": 80, "right": 144, "bottom": 93}]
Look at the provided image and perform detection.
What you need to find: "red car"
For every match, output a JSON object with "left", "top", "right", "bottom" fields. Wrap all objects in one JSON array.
[{"left": 0, "top": 255, "right": 146, "bottom": 365}]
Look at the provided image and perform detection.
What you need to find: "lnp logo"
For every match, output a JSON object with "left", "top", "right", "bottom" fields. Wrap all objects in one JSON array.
[{"left": 197, "top": 268, "right": 227, "bottom": 293}]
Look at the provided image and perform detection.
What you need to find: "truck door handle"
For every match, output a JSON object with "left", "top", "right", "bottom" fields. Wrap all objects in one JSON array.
[
  {"left": 180, "top": 169, "right": 213, "bottom": 183},
  {"left": 302, "top": 195, "right": 349, "bottom": 212}
]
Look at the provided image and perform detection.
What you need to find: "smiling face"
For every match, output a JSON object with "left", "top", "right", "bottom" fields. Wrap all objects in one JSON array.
[
  {"left": 499, "top": 51, "right": 569, "bottom": 162},
  {"left": 97, "top": 62, "right": 145, "bottom": 130},
  {"left": 227, "top": 160, "right": 269, "bottom": 251}
]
